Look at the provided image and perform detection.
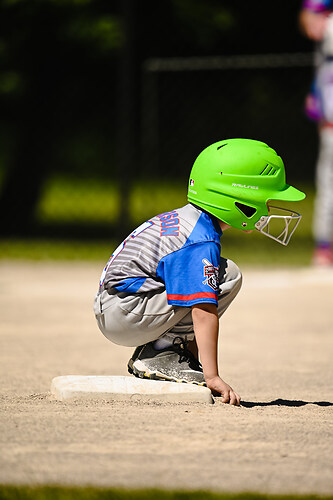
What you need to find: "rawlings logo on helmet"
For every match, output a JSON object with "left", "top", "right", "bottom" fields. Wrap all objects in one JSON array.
[{"left": 232, "top": 183, "right": 259, "bottom": 190}]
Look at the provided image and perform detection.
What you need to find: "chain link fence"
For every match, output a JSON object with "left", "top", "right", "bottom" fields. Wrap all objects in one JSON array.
[
  {"left": 2, "top": 52, "right": 317, "bottom": 240},
  {"left": 140, "top": 52, "right": 317, "bottom": 182}
]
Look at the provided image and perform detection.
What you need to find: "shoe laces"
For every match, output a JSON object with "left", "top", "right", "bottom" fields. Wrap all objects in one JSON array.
[{"left": 172, "top": 337, "right": 203, "bottom": 372}]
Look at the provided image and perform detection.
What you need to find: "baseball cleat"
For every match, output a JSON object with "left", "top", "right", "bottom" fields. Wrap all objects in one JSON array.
[{"left": 127, "top": 337, "right": 206, "bottom": 386}]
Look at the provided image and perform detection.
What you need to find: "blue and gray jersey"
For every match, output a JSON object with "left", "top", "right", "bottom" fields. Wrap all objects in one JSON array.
[{"left": 99, "top": 204, "right": 222, "bottom": 307}]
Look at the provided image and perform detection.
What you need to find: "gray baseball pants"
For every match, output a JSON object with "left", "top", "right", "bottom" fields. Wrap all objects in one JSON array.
[{"left": 94, "top": 257, "right": 242, "bottom": 347}]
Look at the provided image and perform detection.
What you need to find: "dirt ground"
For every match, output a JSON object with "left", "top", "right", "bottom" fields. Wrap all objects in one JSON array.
[{"left": 0, "top": 260, "right": 332, "bottom": 495}]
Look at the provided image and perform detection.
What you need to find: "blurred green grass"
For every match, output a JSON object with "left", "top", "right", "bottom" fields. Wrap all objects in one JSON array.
[
  {"left": 0, "top": 177, "right": 314, "bottom": 266},
  {"left": 0, "top": 485, "right": 330, "bottom": 500},
  {"left": 36, "top": 176, "right": 188, "bottom": 225}
]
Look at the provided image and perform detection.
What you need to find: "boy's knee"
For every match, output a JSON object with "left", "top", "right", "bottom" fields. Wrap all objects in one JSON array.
[{"left": 216, "top": 259, "right": 242, "bottom": 318}]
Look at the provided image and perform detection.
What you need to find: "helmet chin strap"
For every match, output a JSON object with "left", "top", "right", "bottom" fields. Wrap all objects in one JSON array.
[{"left": 254, "top": 206, "right": 302, "bottom": 246}]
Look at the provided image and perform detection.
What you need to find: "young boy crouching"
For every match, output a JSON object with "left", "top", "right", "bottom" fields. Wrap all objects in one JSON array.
[{"left": 94, "top": 138, "right": 305, "bottom": 405}]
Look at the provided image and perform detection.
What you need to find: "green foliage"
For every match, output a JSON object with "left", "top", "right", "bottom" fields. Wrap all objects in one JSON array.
[
  {"left": 37, "top": 176, "right": 121, "bottom": 224},
  {"left": 0, "top": 71, "right": 22, "bottom": 95},
  {"left": 129, "top": 182, "right": 187, "bottom": 225},
  {"left": 171, "top": 0, "right": 236, "bottom": 48},
  {"left": 36, "top": 177, "right": 188, "bottom": 224},
  {"left": 64, "top": 14, "right": 123, "bottom": 53}
]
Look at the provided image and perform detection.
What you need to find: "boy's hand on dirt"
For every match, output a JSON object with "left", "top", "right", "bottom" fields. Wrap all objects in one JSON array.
[{"left": 206, "top": 376, "right": 241, "bottom": 406}]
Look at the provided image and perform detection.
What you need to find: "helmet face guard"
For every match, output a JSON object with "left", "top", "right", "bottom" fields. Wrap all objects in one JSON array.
[
  {"left": 187, "top": 139, "right": 306, "bottom": 245},
  {"left": 255, "top": 205, "right": 302, "bottom": 246}
]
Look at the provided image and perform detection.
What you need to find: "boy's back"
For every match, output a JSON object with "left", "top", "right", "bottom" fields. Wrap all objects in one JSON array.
[{"left": 100, "top": 203, "right": 222, "bottom": 307}]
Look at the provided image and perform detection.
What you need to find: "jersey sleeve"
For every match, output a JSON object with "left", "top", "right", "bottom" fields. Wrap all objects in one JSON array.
[{"left": 156, "top": 242, "right": 221, "bottom": 307}]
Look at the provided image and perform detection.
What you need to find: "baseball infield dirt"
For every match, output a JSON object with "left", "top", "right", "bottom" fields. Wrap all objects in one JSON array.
[{"left": 0, "top": 261, "right": 332, "bottom": 495}]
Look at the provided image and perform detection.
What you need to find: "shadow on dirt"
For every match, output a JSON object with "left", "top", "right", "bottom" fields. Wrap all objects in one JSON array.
[{"left": 240, "top": 399, "right": 333, "bottom": 408}]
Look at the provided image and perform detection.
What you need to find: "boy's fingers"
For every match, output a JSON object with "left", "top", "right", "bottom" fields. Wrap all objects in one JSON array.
[
  {"left": 234, "top": 392, "right": 241, "bottom": 406},
  {"left": 210, "top": 381, "right": 241, "bottom": 406},
  {"left": 221, "top": 391, "right": 230, "bottom": 404},
  {"left": 229, "top": 392, "right": 237, "bottom": 406},
  {"left": 229, "top": 391, "right": 241, "bottom": 406}
]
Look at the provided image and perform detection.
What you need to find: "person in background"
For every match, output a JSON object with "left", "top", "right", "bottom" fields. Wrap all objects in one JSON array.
[{"left": 299, "top": 0, "right": 333, "bottom": 266}]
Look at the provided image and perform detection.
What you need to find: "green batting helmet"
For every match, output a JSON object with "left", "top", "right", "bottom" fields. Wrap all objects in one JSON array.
[{"left": 187, "top": 138, "right": 306, "bottom": 244}]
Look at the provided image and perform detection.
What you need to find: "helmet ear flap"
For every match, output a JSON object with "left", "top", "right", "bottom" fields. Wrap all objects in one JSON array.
[{"left": 235, "top": 202, "right": 257, "bottom": 218}]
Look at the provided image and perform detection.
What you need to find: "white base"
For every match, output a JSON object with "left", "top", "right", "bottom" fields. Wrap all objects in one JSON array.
[{"left": 50, "top": 375, "right": 213, "bottom": 404}]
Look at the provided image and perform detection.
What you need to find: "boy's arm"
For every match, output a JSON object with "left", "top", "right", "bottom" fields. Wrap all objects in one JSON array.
[{"left": 191, "top": 303, "right": 240, "bottom": 406}]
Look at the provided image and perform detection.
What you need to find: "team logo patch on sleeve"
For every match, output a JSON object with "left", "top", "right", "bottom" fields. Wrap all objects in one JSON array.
[{"left": 202, "top": 258, "right": 219, "bottom": 291}]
